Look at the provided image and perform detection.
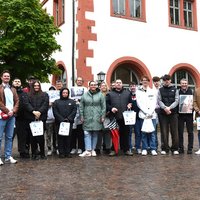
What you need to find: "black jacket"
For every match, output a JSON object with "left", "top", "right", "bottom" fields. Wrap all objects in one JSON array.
[
  {"left": 53, "top": 98, "right": 77, "bottom": 124},
  {"left": 106, "top": 88, "right": 132, "bottom": 120},
  {"left": 23, "top": 92, "right": 49, "bottom": 121}
]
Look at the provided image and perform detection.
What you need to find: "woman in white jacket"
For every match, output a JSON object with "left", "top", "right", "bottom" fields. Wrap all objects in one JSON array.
[{"left": 136, "top": 76, "right": 157, "bottom": 156}]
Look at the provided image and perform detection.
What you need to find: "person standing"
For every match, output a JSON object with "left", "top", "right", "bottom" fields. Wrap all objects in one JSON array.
[
  {"left": 158, "top": 74, "right": 179, "bottom": 155},
  {"left": 70, "top": 77, "right": 87, "bottom": 155},
  {"left": 53, "top": 88, "right": 77, "bottom": 158},
  {"left": 12, "top": 78, "right": 30, "bottom": 158},
  {"left": 0, "top": 70, "right": 19, "bottom": 165},
  {"left": 79, "top": 81, "right": 106, "bottom": 157},
  {"left": 24, "top": 80, "right": 49, "bottom": 159},
  {"left": 178, "top": 79, "right": 194, "bottom": 154},
  {"left": 136, "top": 76, "right": 157, "bottom": 156},
  {"left": 193, "top": 87, "right": 200, "bottom": 154},
  {"left": 106, "top": 79, "right": 132, "bottom": 156}
]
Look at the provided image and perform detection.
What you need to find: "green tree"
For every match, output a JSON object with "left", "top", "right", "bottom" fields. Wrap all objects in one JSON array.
[{"left": 0, "top": 0, "right": 61, "bottom": 83}]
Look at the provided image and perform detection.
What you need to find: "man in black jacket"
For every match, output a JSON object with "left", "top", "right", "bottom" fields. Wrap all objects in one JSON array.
[
  {"left": 178, "top": 78, "right": 193, "bottom": 154},
  {"left": 106, "top": 79, "right": 132, "bottom": 156},
  {"left": 158, "top": 74, "right": 179, "bottom": 155}
]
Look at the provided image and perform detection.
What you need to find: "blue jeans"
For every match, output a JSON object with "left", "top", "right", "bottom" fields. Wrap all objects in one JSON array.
[
  {"left": 141, "top": 119, "right": 156, "bottom": 151},
  {"left": 0, "top": 116, "right": 15, "bottom": 159},
  {"left": 84, "top": 131, "right": 99, "bottom": 151}
]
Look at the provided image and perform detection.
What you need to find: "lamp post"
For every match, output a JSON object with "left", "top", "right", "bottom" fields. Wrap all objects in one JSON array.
[{"left": 97, "top": 71, "right": 106, "bottom": 84}]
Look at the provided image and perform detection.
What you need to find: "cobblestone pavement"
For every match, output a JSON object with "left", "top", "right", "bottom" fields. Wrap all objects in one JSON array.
[{"left": 1, "top": 135, "right": 200, "bottom": 200}]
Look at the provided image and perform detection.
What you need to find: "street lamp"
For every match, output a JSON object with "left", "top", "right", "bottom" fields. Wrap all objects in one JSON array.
[{"left": 97, "top": 71, "right": 106, "bottom": 83}]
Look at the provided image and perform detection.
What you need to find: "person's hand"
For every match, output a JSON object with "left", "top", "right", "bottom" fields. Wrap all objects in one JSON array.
[
  {"left": 111, "top": 107, "right": 118, "bottom": 113},
  {"left": 101, "top": 117, "right": 105, "bottom": 123},
  {"left": 164, "top": 107, "right": 171, "bottom": 115},
  {"left": 81, "top": 117, "right": 84, "bottom": 123},
  {"left": 127, "top": 103, "right": 132, "bottom": 109},
  {"left": 8, "top": 110, "right": 14, "bottom": 117}
]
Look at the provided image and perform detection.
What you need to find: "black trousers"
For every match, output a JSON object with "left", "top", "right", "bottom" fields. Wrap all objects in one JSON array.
[
  {"left": 117, "top": 119, "right": 129, "bottom": 152},
  {"left": 178, "top": 114, "right": 193, "bottom": 150},
  {"left": 70, "top": 124, "right": 85, "bottom": 151},
  {"left": 159, "top": 113, "right": 179, "bottom": 152}
]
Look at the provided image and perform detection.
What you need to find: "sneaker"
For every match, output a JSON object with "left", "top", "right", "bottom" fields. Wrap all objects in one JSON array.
[
  {"left": 109, "top": 151, "right": 117, "bottom": 156},
  {"left": 195, "top": 149, "right": 200, "bottom": 155},
  {"left": 91, "top": 150, "right": 97, "bottom": 157},
  {"left": 151, "top": 150, "right": 158, "bottom": 156},
  {"left": 141, "top": 150, "right": 147, "bottom": 156},
  {"left": 173, "top": 151, "right": 179, "bottom": 155},
  {"left": 161, "top": 151, "right": 167, "bottom": 155},
  {"left": 70, "top": 149, "right": 77, "bottom": 154},
  {"left": 77, "top": 149, "right": 82, "bottom": 154},
  {"left": 0, "top": 158, "right": 4, "bottom": 166},
  {"left": 79, "top": 150, "right": 91, "bottom": 157},
  {"left": 125, "top": 150, "right": 133, "bottom": 156},
  {"left": 137, "top": 149, "right": 142, "bottom": 154},
  {"left": 47, "top": 150, "right": 52, "bottom": 156},
  {"left": 56, "top": 150, "right": 59, "bottom": 155},
  {"left": 5, "top": 156, "right": 17, "bottom": 164}
]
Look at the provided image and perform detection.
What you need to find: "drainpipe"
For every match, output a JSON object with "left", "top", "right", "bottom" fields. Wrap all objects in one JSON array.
[{"left": 71, "top": 0, "right": 75, "bottom": 86}]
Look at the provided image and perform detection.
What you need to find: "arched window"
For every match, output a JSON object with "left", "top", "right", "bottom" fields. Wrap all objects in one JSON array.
[
  {"left": 111, "top": 64, "right": 139, "bottom": 88},
  {"left": 57, "top": 65, "right": 67, "bottom": 87},
  {"left": 171, "top": 70, "right": 195, "bottom": 90}
]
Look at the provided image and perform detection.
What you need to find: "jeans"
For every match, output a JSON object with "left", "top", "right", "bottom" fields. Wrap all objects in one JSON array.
[
  {"left": 0, "top": 116, "right": 15, "bottom": 159},
  {"left": 134, "top": 119, "right": 142, "bottom": 150},
  {"left": 84, "top": 131, "right": 99, "bottom": 151},
  {"left": 198, "top": 130, "right": 200, "bottom": 148},
  {"left": 141, "top": 119, "right": 157, "bottom": 151}
]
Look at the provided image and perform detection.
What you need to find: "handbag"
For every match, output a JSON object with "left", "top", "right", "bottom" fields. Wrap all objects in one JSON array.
[
  {"left": 123, "top": 110, "right": 136, "bottom": 125},
  {"left": 29, "top": 121, "right": 44, "bottom": 136},
  {"left": 103, "top": 117, "right": 111, "bottom": 129},
  {"left": 141, "top": 118, "right": 155, "bottom": 133},
  {"left": 58, "top": 122, "right": 70, "bottom": 136}
]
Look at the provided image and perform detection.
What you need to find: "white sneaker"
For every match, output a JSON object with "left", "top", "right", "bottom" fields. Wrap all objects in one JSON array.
[
  {"left": 56, "top": 150, "right": 59, "bottom": 155},
  {"left": 91, "top": 150, "right": 97, "bottom": 157},
  {"left": 47, "top": 150, "right": 52, "bottom": 156},
  {"left": 137, "top": 149, "right": 142, "bottom": 154},
  {"left": 79, "top": 151, "right": 91, "bottom": 157},
  {"left": 151, "top": 150, "right": 158, "bottom": 156},
  {"left": 161, "top": 151, "right": 167, "bottom": 155},
  {"left": 141, "top": 150, "right": 147, "bottom": 156},
  {"left": 195, "top": 149, "right": 200, "bottom": 155},
  {"left": 5, "top": 156, "right": 17, "bottom": 164},
  {"left": 70, "top": 149, "right": 77, "bottom": 154},
  {"left": 173, "top": 151, "right": 179, "bottom": 155},
  {"left": 77, "top": 149, "right": 82, "bottom": 154},
  {"left": 0, "top": 158, "right": 4, "bottom": 166}
]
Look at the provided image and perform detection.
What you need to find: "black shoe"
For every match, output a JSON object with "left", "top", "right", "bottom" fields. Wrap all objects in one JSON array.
[
  {"left": 95, "top": 149, "right": 101, "bottom": 155},
  {"left": 20, "top": 153, "right": 30, "bottom": 159},
  {"left": 59, "top": 154, "right": 65, "bottom": 159},
  {"left": 187, "top": 149, "right": 193, "bottom": 154},
  {"left": 32, "top": 154, "right": 39, "bottom": 160},
  {"left": 65, "top": 154, "right": 72, "bottom": 158},
  {"left": 178, "top": 148, "right": 184, "bottom": 154},
  {"left": 124, "top": 150, "right": 133, "bottom": 156},
  {"left": 40, "top": 154, "right": 47, "bottom": 159}
]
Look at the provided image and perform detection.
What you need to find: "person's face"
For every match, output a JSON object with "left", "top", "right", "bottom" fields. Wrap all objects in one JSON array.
[
  {"left": 153, "top": 81, "right": 160, "bottom": 89},
  {"left": 33, "top": 83, "right": 40, "bottom": 92},
  {"left": 180, "top": 80, "right": 188, "bottom": 90},
  {"left": 62, "top": 89, "right": 69, "bottom": 98},
  {"left": 12, "top": 79, "right": 21, "bottom": 87},
  {"left": 130, "top": 84, "right": 136, "bottom": 92},
  {"left": 76, "top": 78, "right": 83, "bottom": 86},
  {"left": 141, "top": 78, "right": 149, "bottom": 88},
  {"left": 100, "top": 83, "right": 107, "bottom": 92},
  {"left": 89, "top": 82, "right": 97, "bottom": 91},
  {"left": 163, "top": 79, "right": 171, "bottom": 86},
  {"left": 1, "top": 72, "right": 10, "bottom": 84},
  {"left": 115, "top": 80, "right": 122, "bottom": 90},
  {"left": 56, "top": 82, "right": 63, "bottom": 90}
]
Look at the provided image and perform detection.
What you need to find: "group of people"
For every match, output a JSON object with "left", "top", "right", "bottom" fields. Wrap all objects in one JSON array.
[{"left": 0, "top": 70, "right": 200, "bottom": 166}]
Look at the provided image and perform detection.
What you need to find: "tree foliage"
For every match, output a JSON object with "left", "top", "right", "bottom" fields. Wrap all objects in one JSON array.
[{"left": 0, "top": 0, "right": 61, "bottom": 83}]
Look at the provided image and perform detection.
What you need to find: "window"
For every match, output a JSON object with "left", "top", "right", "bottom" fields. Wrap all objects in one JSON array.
[
  {"left": 169, "top": 0, "right": 197, "bottom": 30},
  {"left": 53, "top": 0, "right": 65, "bottom": 26},
  {"left": 111, "top": 64, "right": 140, "bottom": 88},
  {"left": 171, "top": 70, "right": 195, "bottom": 90},
  {"left": 111, "top": 0, "right": 146, "bottom": 22}
]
